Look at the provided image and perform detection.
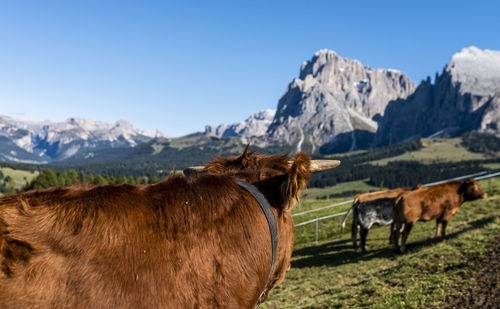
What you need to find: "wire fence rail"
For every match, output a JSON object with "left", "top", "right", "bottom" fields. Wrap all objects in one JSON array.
[{"left": 293, "top": 170, "right": 500, "bottom": 233}]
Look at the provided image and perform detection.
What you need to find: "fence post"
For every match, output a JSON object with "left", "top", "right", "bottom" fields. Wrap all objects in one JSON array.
[{"left": 315, "top": 216, "right": 319, "bottom": 244}]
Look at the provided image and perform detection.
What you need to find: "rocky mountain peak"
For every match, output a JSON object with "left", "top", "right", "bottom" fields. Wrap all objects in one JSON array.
[
  {"left": 375, "top": 46, "right": 500, "bottom": 146},
  {"left": 266, "top": 49, "right": 416, "bottom": 152}
]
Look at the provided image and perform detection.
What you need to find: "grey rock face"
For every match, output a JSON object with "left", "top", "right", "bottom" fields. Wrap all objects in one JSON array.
[
  {"left": 0, "top": 115, "right": 166, "bottom": 163},
  {"left": 266, "top": 49, "right": 416, "bottom": 152},
  {"left": 205, "top": 109, "right": 276, "bottom": 139},
  {"left": 375, "top": 46, "right": 500, "bottom": 145}
]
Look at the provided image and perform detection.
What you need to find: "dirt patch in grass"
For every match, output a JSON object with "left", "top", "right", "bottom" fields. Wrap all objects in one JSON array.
[{"left": 445, "top": 233, "right": 500, "bottom": 309}]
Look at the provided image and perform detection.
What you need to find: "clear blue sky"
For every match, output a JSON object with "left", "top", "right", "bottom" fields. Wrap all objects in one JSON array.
[{"left": 0, "top": 1, "right": 499, "bottom": 137}]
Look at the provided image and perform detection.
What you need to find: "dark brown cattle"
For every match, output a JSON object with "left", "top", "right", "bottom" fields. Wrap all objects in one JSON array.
[
  {"left": 393, "top": 178, "right": 487, "bottom": 253},
  {"left": 0, "top": 147, "right": 339, "bottom": 308}
]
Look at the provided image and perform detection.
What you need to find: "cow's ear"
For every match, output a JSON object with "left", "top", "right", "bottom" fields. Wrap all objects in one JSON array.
[
  {"left": 239, "top": 145, "right": 251, "bottom": 167},
  {"left": 284, "top": 152, "right": 311, "bottom": 210}
]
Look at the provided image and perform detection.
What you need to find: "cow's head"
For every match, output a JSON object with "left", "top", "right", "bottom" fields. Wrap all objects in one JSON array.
[
  {"left": 459, "top": 178, "right": 487, "bottom": 201},
  {"left": 185, "top": 146, "right": 339, "bottom": 212}
]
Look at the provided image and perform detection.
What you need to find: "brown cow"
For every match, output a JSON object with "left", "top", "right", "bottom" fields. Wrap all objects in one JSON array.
[
  {"left": 393, "top": 178, "right": 487, "bottom": 253},
  {"left": 0, "top": 147, "right": 339, "bottom": 308}
]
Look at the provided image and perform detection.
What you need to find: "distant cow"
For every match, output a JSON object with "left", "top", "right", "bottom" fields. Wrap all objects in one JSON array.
[
  {"left": 341, "top": 186, "right": 421, "bottom": 252},
  {"left": 393, "top": 178, "right": 487, "bottom": 253},
  {"left": 0, "top": 147, "right": 339, "bottom": 308}
]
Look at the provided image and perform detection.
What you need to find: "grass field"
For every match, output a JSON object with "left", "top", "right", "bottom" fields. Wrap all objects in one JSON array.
[
  {"left": 483, "top": 162, "right": 500, "bottom": 170},
  {"left": 370, "top": 138, "right": 488, "bottom": 165},
  {"left": 301, "top": 180, "right": 385, "bottom": 200},
  {"left": 0, "top": 167, "right": 38, "bottom": 196},
  {"left": 262, "top": 178, "right": 500, "bottom": 308}
]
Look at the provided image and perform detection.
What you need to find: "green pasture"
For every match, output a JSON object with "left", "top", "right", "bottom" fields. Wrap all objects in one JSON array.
[
  {"left": 483, "top": 162, "right": 500, "bottom": 170},
  {"left": 262, "top": 178, "right": 500, "bottom": 308},
  {"left": 301, "top": 179, "right": 385, "bottom": 200},
  {"left": 0, "top": 167, "right": 38, "bottom": 196},
  {"left": 370, "top": 138, "right": 488, "bottom": 165}
]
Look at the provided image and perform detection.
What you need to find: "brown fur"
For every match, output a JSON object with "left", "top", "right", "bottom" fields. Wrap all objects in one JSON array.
[
  {"left": 393, "top": 179, "right": 487, "bottom": 253},
  {"left": 0, "top": 148, "right": 312, "bottom": 308}
]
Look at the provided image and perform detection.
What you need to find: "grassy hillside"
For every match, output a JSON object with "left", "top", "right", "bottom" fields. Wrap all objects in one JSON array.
[
  {"left": 262, "top": 178, "right": 500, "bottom": 308},
  {"left": 370, "top": 138, "right": 488, "bottom": 165},
  {"left": 0, "top": 167, "right": 38, "bottom": 196},
  {"left": 302, "top": 179, "right": 385, "bottom": 200}
]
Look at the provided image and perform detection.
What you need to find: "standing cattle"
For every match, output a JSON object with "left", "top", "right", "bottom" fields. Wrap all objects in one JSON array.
[
  {"left": 0, "top": 147, "right": 339, "bottom": 308},
  {"left": 393, "top": 178, "right": 487, "bottom": 253},
  {"left": 341, "top": 186, "right": 421, "bottom": 252}
]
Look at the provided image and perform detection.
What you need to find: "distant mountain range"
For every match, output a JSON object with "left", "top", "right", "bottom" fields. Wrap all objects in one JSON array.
[
  {"left": 1, "top": 46, "right": 499, "bottom": 164},
  {"left": 0, "top": 116, "right": 165, "bottom": 163}
]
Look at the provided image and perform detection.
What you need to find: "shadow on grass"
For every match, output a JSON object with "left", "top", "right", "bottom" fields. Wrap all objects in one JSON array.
[{"left": 292, "top": 216, "right": 496, "bottom": 269}]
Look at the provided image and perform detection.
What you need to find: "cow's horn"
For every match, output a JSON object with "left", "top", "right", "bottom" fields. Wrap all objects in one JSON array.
[
  {"left": 183, "top": 166, "right": 205, "bottom": 176},
  {"left": 309, "top": 160, "right": 341, "bottom": 172}
]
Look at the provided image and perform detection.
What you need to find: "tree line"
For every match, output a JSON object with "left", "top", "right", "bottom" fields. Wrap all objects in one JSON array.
[
  {"left": 461, "top": 132, "right": 500, "bottom": 154},
  {"left": 309, "top": 159, "right": 495, "bottom": 189},
  {"left": 26, "top": 170, "right": 161, "bottom": 191}
]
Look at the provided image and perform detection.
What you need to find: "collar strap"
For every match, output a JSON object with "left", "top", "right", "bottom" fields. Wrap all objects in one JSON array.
[{"left": 234, "top": 178, "right": 278, "bottom": 306}]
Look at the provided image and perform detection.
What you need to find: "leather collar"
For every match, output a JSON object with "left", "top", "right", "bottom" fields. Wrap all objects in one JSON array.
[{"left": 234, "top": 178, "right": 278, "bottom": 306}]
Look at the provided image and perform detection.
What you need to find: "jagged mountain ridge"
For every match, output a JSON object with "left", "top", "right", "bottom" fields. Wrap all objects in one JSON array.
[
  {"left": 375, "top": 46, "right": 500, "bottom": 146},
  {"left": 0, "top": 115, "right": 166, "bottom": 163},
  {"left": 265, "top": 49, "right": 416, "bottom": 152}
]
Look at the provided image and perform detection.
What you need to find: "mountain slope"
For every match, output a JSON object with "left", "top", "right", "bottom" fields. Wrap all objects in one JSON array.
[
  {"left": 266, "top": 49, "right": 416, "bottom": 153},
  {"left": 375, "top": 46, "right": 500, "bottom": 146}
]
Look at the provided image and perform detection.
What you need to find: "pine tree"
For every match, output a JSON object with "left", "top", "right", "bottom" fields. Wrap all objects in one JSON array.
[
  {"left": 87, "top": 173, "right": 95, "bottom": 185},
  {"left": 127, "top": 176, "right": 136, "bottom": 185},
  {"left": 94, "top": 175, "right": 108, "bottom": 185},
  {"left": 149, "top": 176, "right": 160, "bottom": 184},
  {"left": 57, "top": 172, "right": 69, "bottom": 187},
  {"left": 68, "top": 170, "right": 79, "bottom": 185},
  {"left": 33, "top": 169, "right": 58, "bottom": 189},
  {"left": 78, "top": 171, "right": 86, "bottom": 184}
]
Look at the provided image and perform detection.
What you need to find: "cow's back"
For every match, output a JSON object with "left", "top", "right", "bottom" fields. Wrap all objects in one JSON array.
[
  {"left": 0, "top": 175, "right": 277, "bottom": 308},
  {"left": 355, "top": 188, "right": 407, "bottom": 204}
]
